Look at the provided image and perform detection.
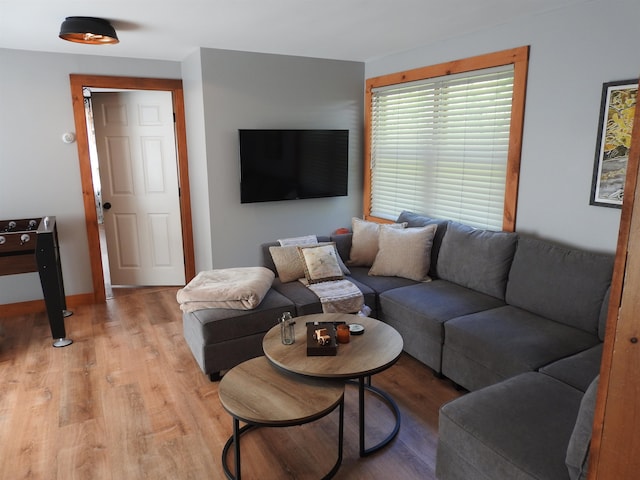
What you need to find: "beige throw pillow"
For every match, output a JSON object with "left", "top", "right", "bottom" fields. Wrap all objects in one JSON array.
[
  {"left": 348, "top": 217, "right": 407, "bottom": 267},
  {"left": 369, "top": 224, "right": 438, "bottom": 281},
  {"left": 269, "top": 245, "right": 307, "bottom": 282},
  {"left": 270, "top": 243, "right": 350, "bottom": 283},
  {"left": 298, "top": 243, "right": 344, "bottom": 284}
]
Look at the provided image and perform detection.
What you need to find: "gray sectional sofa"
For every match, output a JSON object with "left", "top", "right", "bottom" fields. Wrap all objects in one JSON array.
[
  {"left": 181, "top": 210, "right": 613, "bottom": 479},
  {"left": 437, "top": 373, "right": 599, "bottom": 480}
]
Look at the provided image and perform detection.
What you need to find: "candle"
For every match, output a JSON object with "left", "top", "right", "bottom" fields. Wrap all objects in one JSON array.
[{"left": 336, "top": 324, "right": 350, "bottom": 344}]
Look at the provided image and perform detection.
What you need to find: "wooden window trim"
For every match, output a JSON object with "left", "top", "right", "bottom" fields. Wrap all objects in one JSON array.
[{"left": 364, "top": 46, "right": 529, "bottom": 231}]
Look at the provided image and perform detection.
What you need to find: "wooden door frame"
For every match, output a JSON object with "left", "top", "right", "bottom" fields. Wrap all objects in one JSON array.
[
  {"left": 69, "top": 74, "right": 196, "bottom": 303},
  {"left": 588, "top": 79, "right": 640, "bottom": 478}
]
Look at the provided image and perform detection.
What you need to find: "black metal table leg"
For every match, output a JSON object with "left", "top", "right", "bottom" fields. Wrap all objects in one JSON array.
[
  {"left": 351, "top": 376, "right": 401, "bottom": 457},
  {"left": 221, "top": 398, "right": 344, "bottom": 479},
  {"left": 35, "top": 221, "right": 72, "bottom": 347},
  {"left": 324, "top": 397, "right": 344, "bottom": 480},
  {"left": 233, "top": 417, "right": 241, "bottom": 480}
]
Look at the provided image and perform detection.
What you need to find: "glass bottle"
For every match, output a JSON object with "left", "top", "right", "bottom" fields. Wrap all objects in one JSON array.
[{"left": 280, "top": 311, "right": 295, "bottom": 345}]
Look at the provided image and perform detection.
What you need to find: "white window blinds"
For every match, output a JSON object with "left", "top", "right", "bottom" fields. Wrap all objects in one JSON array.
[{"left": 370, "top": 65, "right": 514, "bottom": 230}]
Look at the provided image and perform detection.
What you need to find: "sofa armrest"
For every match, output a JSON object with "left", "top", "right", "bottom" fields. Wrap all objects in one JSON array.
[{"left": 566, "top": 376, "right": 599, "bottom": 480}]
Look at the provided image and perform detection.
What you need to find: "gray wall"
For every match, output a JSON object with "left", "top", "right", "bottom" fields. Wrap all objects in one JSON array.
[
  {"left": 181, "top": 50, "right": 214, "bottom": 271},
  {"left": 0, "top": 49, "right": 181, "bottom": 304},
  {"left": 366, "top": 0, "right": 640, "bottom": 253},
  {"left": 194, "top": 48, "right": 364, "bottom": 270},
  {"left": 0, "top": 47, "right": 363, "bottom": 305},
  {"left": 2, "top": 0, "right": 638, "bottom": 307}
]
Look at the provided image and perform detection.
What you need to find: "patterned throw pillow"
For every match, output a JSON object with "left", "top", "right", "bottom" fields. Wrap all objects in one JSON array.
[
  {"left": 298, "top": 243, "right": 344, "bottom": 284},
  {"left": 270, "top": 243, "right": 350, "bottom": 283}
]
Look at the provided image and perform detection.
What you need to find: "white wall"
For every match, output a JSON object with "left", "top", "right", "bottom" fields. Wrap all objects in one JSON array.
[
  {"left": 0, "top": 49, "right": 181, "bottom": 304},
  {"left": 196, "top": 48, "right": 364, "bottom": 269},
  {"left": 366, "top": 0, "right": 640, "bottom": 253}
]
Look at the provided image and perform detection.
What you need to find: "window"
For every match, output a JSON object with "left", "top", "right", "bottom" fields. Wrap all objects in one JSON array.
[{"left": 364, "top": 47, "right": 529, "bottom": 231}]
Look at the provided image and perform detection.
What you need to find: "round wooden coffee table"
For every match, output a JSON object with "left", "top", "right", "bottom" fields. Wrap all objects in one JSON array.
[
  {"left": 262, "top": 313, "right": 403, "bottom": 456},
  {"left": 218, "top": 356, "right": 345, "bottom": 479}
]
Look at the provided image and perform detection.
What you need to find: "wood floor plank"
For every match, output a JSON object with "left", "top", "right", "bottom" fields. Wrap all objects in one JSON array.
[
  {"left": 0, "top": 287, "right": 462, "bottom": 480},
  {"left": 55, "top": 419, "right": 110, "bottom": 480},
  {"left": 5, "top": 374, "right": 59, "bottom": 478}
]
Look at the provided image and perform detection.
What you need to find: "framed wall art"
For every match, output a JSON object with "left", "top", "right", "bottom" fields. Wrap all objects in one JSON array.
[{"left": 590, "top": 79, "right": 638, "bottom": 208}]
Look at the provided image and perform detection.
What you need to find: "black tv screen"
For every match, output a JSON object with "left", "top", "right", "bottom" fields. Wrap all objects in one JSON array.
[{"left": 239, "top": 129, "right": 349, "bottom": 203}]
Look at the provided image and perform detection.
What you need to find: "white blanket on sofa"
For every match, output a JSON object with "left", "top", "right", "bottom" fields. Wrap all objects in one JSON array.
[
  {"left": 176, "top": 267, "right": 275, "bottom": 313},
  {"left": 303, "top": 278, "right": 364, "bottom": 314}
]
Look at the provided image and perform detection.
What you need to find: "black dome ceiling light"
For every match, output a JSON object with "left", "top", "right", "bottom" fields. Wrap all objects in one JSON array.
[{"left": 59, "top": 17, "right": 119, "bottom": 45}]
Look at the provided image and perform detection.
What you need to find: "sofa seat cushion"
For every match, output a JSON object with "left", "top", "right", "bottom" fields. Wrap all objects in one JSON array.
[
  {"left": 506, "top": 235, "right": 614, "bottom": 334},
  {"left": 378, "top": 280, "right": 505, "bottom": 372},
  {"left": 271, "top": 276, "right": 376, "bottom": 316},
  {"left": 436, "top": 372, "right": 583, "bottom": 480},
  {"left": 442, "top": 305, "right": 600, "bottom": 391},
  {"left": 184, "top": 288, "right": 294, "bottom": 344},
  {"left": 381, "top": 281, "right": 507, "bottom": 339},
  {"left": 182, "top": 288, "right": 295, "bottom": 375},
  {"left": 348, "top": 266, "right": 419, "bottom": 295},
  {"left": 539, "top": 343, "right": 603, "bottom": 392}
]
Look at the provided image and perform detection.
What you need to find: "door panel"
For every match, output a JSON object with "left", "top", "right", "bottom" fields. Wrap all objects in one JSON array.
[
  {"left": 105, "top": 136, "right": 134, "bottom": 194},
  {"left": 113, "top": 213, "right": 141, "bottom": 268},
  {"left": 93, "top": 91, "right": 185, "bottom": 286}
]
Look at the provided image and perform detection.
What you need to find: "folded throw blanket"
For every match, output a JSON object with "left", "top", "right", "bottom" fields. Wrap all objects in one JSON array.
[
  {"left": 303, "top": 278, "right": 364, "bottom": 314},
  {"left": 177, "top": 267, "right": 275, "bottom": 313}
]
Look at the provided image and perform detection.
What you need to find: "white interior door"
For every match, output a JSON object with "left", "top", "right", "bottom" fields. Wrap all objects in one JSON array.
[{"left": 93, "top": 90, "right": 186, "bottom": 286}]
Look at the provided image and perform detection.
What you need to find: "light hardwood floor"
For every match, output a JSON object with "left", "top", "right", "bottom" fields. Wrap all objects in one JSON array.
[{"left": 0, "top": 287, "right": 462, "bottom": 479}]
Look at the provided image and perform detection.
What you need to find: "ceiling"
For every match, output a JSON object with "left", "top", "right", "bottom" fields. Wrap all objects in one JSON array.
[{"left": 0, "top": 0, "right": 591, "bottom": 62}]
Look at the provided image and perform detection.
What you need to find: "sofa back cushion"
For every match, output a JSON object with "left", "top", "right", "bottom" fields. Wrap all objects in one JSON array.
[
  {"left": 566, "top": 376, "right": 599, "bottom": 480},
  {"left": 506, "top": 236, "right": 614, "bottom": 334},
  {"left": 436, "top": 222, "right": 517, "bottom": 299},
  {"left": 331, "top": 233, "right": 353, "bottom": 266}
]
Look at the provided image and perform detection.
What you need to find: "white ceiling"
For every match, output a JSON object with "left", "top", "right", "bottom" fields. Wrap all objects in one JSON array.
[{"left": 0, "top": 0, "right": 591, "bottom": 62}]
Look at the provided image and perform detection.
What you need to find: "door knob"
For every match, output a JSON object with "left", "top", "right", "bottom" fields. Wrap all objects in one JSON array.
[{"left": 103, "top": 202, "right": 112, "bottom": 210}]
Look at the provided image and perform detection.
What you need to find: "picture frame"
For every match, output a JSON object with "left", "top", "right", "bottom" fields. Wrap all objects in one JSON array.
[{"left": 590, "top": 79, "right": 638, "bottom": 208}]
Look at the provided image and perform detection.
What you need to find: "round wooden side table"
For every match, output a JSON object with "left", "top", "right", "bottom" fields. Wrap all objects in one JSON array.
[
  {"left": 218, "top": 356, "right": 345, "bottom": 480},
  {"left": 262, "top": 313, "right": 404, "bottom": 457}
]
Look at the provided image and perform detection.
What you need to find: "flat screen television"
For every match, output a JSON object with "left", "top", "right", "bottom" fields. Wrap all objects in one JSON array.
[{"left": 239, "top": 129, "right": 349, "bottom": 203}]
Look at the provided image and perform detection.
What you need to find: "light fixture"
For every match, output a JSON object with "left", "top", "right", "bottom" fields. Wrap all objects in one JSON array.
[{"left": 59, "top": 17, "right": 119, "bottom": 45}]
